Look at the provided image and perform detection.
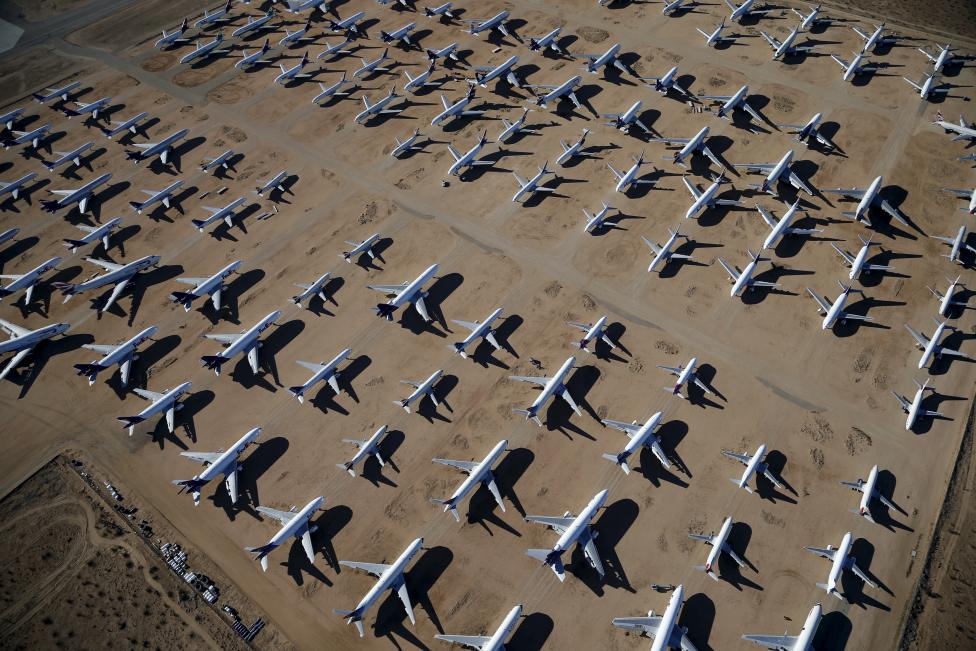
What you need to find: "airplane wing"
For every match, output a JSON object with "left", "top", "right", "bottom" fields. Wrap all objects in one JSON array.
[
  {"left": 806, "top": 288, "right": 833, "bottom": 313},
  {"left": 722, "top": 450, "right": 752, "bottom": 465},
  {"left": 904, "top": 324, "right": 930, "bottom": 348},
  {"left": 755, "top": 205, "right": 778, "bottom": 228},
  {"left": 840, "top": 313, "right": 872, "bottom": 322},
  {"left": 830, "top": 243, "right": 855, "bottom": 265},
  {"left": 698, "top": 94, "right": 733, "bottom": 102},
  {"left": 749, "top": 280, "right": 779, "bottom": 289},
  {"left": 733, "top": 162, "right": 774, "bottom": 172},
  {"left": 937, "top": 345, "right": 971, "bottom": 359},
  {"left": 367, "top": 282, "right": 410, "bottom": 294},
  {"left": 657, "top": 364, "right": 682, "bottom": 375},
  {"left": 601, "top": 419, "right": 641, "bottom": 436},
  {"left": 717, "top": 258, "right": 740, "bottom": 282},
  {"left": 760, "top": 32, "right": 781, "bottom": 48},
  {"left": 203, "top": 333, "right": 241, "bottom": 344},
  {"left": 741, "top": 634, "right": 798, "bottom": 650},
  {"left": 651, "top": 136, "right": 690, "bottom": 146},
  {"left": 741, "top": 101, "right": 763, "bottom": 123},
  {"left": 174, "top": 277, "right": 208, "bottom": 286},
  {"left": 339, "top": 560, "right": 393, "bottom": 577},
  {"left": 830, "top": 54, "right": 850, "bottom": 69},
  {"left": 180, "top": 451, "right": 222, "bottom": 464},
  {"left": 559, "top": 388, "right": 582, "bottom": 415},
  {"left": 804, "top": 545, "right": 837, "bottom": 560},
  {"left": 903, "top": 77, "right": 923, "bottom": 92},
  {"left": 567, "top": 321, "right": 592, "bottom": 333},
  {"left": 892, "top": 391, "right": 912, "bottom": 411},
  {"left": 396, "top": 578, "right": 415, "bottom": 624},
  {"left": 450, "top": 319, "right": 483, "bottom": 332},
  {"left": 878, "top": 200, "right": 909, "bottom": 227},
  {"left": 85, "top": 257, "right": 125, "bottom": 272},
  {"left": 524, "top": 515, "right": 575, "bottom": 531},
  {"left": 133, "top": 387, "right": 166, "bottom": 401},
  {"left": 81, "top": 343, "right": 118, "bottom": 355},
  {"left": 613, "top": 616, "right": 661, "bottom": 634},
  {"left": 433, "top": 635, "right": 492, "bottom": 650},
  {"left": 101, "top": 279, "right": 131, "bottom": 313},
  {"left": 509, "top": 375, "right": 549, "bottom": 388},
  {"left": 943, "top": 188, "right": 973, "bottom": 197},
  {"left": 256, "top": 506, "right": 298, "bottom": 525},
  {"left": 641, "top": 236, "right": 663, "bottom": 255},
  {"left": 682, "top": 175, "right": 702, "bottom": 200},
  {"left": 580, "top": 528, "right": 605, "bottom": 577},
  {"left": 432, "top": 458, "right": 478, "bottom": 472},
  {"left": 0, "top": 318, "right": 30, "bottom": 338},
  {"left": 821, "top": 187, "right": 863, "bottom": 198},
  {"left": 295, "top": 360, "right": 328, "bottom": 373},
  {"left": 299, "top": 524, "right": 315, "bottom": 564}
]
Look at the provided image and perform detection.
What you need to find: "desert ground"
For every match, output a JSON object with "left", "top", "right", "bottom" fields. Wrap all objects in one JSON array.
[{"left": 1, "top": 1, "right": 975, "bottom": 650}]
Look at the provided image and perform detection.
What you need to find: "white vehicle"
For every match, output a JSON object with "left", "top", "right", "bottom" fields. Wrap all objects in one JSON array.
[
  {"left": 256, "top": 171, "right": 288, "bottom": 197},
  {"left": 288, "top": 347, "right": 352, "bottom": 403},
  {"left": 474, "top": 55, "right": 520, "bottom": 89},
  {"left": 580, "top": 43, "right": 626, "bottom": 75},
  {"left": 691, "top": 516, "right": 746, "bottom": 581},
  {"left": 292, "top": 271, "right": 332, "bottom": 307},
  {"left": 125, "top": 128, "right": 188, "bottom": 165},
  {"left": 841, "top": 464, "right": 899, "bottom": 522},
  {"left": 781, "top": 112, "right": 837, "bottom": 150},
  {"left": 130, "top": 179, "right": 184, "bottom": 214},
  {"left": 354, "top": 49, "right": 392, "bottom": 79},
  {"left": 102, "top": 111, "right": 150, "bottom": 139},
  {"left": 701, "top": 85, "right": 762, "bottom": 122},
  {"left": 942, "top": 186, "right": 976, "bottom": 214},
  {"left": 609, "top": 151, "right": 655, "bottom": 193},
  {"left": 734, "top": 149, "right": 813, "bottom": 195},
  {"left": 510, "top": 356, "right": 581, "bottom": 426},
  {"left": 831, "top": 235, "right": 890, "bottom": 281},
  {"left": 2, "top": 123, "right": 50, "bottom": 151},
  {"left": 528, "top": 27, "right": 566, "bottom": 55},
  {"left": 512, "top": 162, "right": 554, "bottom": 203},
  {"left": 194, "top": 1, "right": 232, "bottom": 29},
  {"left": 853, "top": 22, "right": 897, "bottom": 52},
  {"left": 245, "top": 496, "right": 324, "bottom": 571},
  {"left": 179, "top": 33, "right": 231, "bottom": 65},
  {"left": 173, "top": 427, "right": 261, "bottom": 505},
  {"left": 934, "top": 114, "right": 976, "bottom": 142},
  {"left": 314, "top": 73, "right": 354, "bottom": 103},
  {"left": 446, "top": 131, "right": 494, "bottom": 177},
  {"left": 191, "top": 196, "right": 247, "bottom": 232},
  {"left": 54, "top": 254, "right": 160, "bottom": 313},
  {"left": 918, "top": 43, "right": 964, "bottom": 73},
  {"left": 794, "top": 2, "right": 833, "bottom": 30},
  {"left": 355, "top": 87, "right": 404, "bottom": 124},
  {"left": 525, "top": 489, "right": 607, "bottom": 581},
  {"left": 40, "top": 172, "right": 112, "bottom": 214},
  {"left": 727, "top": 0, "right": 774, "bottom": 22},
  {"left": 395, "top": 369, "right": 443, "bottom": 413},
  {"left": 643, "top": 65, "right": 692, "bottom": 99},
  {"left": 380, "top": 21, "right": 418, "bottom": 48},
  {"left": 431, "top": 84, "right": 485, "bottom": 127},
  {"left": 341, "top": 233, "right": 380, "bottom": 263},
  {"left": 32, "top": 81, "right": 80, "bottom": 103},
  {"left": 761, "top": 27, "right": 817, "bottom": 59},
  {"left": 0, "top": 172, "right": 37, "bottom": 203},
  {"left": 807, "top": 282, "right": 871, "bottom": 330},
  {"left": 658, "top": 356, "right": 713, "bottom": 398},
  {"left": 280, "top": 18, "right": 315, "bottom": 47},
  {"left": 317, "top": 38, "right": 354, "bottom": 61},
  {"left": 601, "top": 410, "right": 669, "bottom": 474},
  {"left": 556, "top": 128, "right": 589, "bottom": 166},
  {"left": 327, "top": 10, "right": 367, "bottom": 35},
  {"left": 170, "top": 260, "right": 241, "bottom": 311},
  {"left": 932, "top": 224, "right": 976, "bottom": 264},
  {"left": 724, "top": 444, "right": 783, "bottom": 494},
  {"left": 743, "top": 603, "right": 822, "bottom": 651},
  {"left": 719, "top": 250, "right": 777, "bottom": 297},
  {"left": 662, "top": 0, "right": 690, "bottom": 15},
  {"left": 498, "top": 108, "right": 534, "bottom": 143},
  {"left": 450, "top": 308, "right": 503, "bottom": 358},
  {"left": 62, "top": 97, "right": 110, "bottom": 121},
  {"left": 236, "top": 40, "right": 274, "bottom": 70},
  {"left": 831, "top": 51, "right": 875, "bottom": 82},
  {"left": 602, "top": 100, "right": 651, "bottom": 135},
  {"left": 644, "top": 228, "right": 692, "bottom": 272},
  {"left": 655, "top": 126, "right": 723, "bottom": 169},
  {"left": 529, "top": 75, "right": 582, "bottom": 110},
  {"left": 583, "top": 202, "right": 617, "bottom": 233},
  {"left": 334, "top": 537, "right": 424, "bottom": 637},
  {"left": 0, "top": 319, "right": 70, "bottom": 381},
  {"left": 274, "top": 52, "right": 313, "bottom": 85},
  {"left": 698, "top": 21, "right": 736, "bottom": 48},
  {"left": 368, "top": 262, "right": 439, "bottom": 320},
  {"left": 74, "top": 325, "right": 157, "bottom": 387},
  {"left": 200, "top": 310, "right": 281, "bottom": 375},
  {"left": 0, "top": 256, "right": 60, "bottom": 306},
  {"left": 336, "top": 425, "right": 389, "bottom": 476},
  {"left": 683, "top": 174, "right": 742, "bottom": 219},
  {"left": 567, "top": 315, "right": 615, "bottom": 353},
  {"left": 822, "top": 175, "right": 907, "bottom": 227},
  {"left": 465, "top": 11, "right": 510, "bottom": 38},
  {"left": 905, "top": 319, "right": 971, "bottom": 369},
  {"left": 435, "top": 604, "right": 522, "bottom": 651},
  {"left": 63, "top": 217, "right": 122, "bottom": 255},
  {"left": 757, "top": 200, "right": 821, "bottom": 249},
  {"left": 200, "top": 148, "right": 235, "bottom": 174},
  {"left": 431, "top": 439, "right": 508, "bottom": 520},
  {"left": 44, "top": 141, "right": 93, "bottom": 172},
  {"left": 392, "top": 128, "right": 424, "bottom": 157},
  {"left": 893, "top": 378, "right": 941, "bottom": 431},
  {"left": 286, "top": 0, "right": 334, "bottom": 13},
  {"left": 117, "top": 381, "right": 192, "bottom": 436},
  {"left": 424, "top": 3, "right": 455, "bottom": 20},
  {"left": 904, "top": 73, "right": 949, "bottom": 101},
  {"left": 928, "top": 276, "right": 965, "bottom": 318},
  {"left": 426, "top": 42, "right": 459, "bottom": 63},
  {"left": 232, "top": 9, "right": 276, "bottom": 39},
  {"left": 805, "top": 531, "right": 877, "bottom": 599},
  {"left": 403, "top": 63, "right": 439, "bottom": 93},
  {"left": 611, "top": 584, "right": 697, "bottom": 651},
  {"left": 156, "top": 18, "right": 190, "bottom": 48}
]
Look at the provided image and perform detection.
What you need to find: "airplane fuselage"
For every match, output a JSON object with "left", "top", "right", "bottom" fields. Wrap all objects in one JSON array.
[{"left": 553, "top": 489, "right": 607, "bottom": 553}]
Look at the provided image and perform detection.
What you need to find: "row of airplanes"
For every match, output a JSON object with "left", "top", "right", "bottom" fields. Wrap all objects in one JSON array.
[{"left": 0, "top": 0, "right": 974, "bottom": 649}]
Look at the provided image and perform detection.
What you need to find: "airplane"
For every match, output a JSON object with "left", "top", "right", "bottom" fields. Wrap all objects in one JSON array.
[
  {"left": 611, "top": 584, "right": 697, "bottom": 651},
  {"left": 831, "top": 50, "right": 875, "bottom": 82},
  {"left": 583, "top": 202, "right": 617, "bottom": 233},
  {"left": 116, "top": 381, "right": 192, "bottom": 436},
  {"left": 426, "top": 42, "right": 459, "bottom": 63},
  {"left": 431, "top": 439, "right": 508, "bottom": 521},
  {"left": 381, "top": 22, "right": 417, "bottom": 48},
  {"left": 61, "top": 97, "right": 110, "bottom": 123},
  {"left": 292, "top": 271, "right": 332, "bottom": 307},
  {"left": 274, "top": 52, "right": 313, "bottom": 84},
  {"left": 317, "top": 38, "right": 354, "bottom": 61},
  {"left": 44, "top": 142, "right": 95, "bottom": 172},
  {"left": 368, "top": 262, "right": 438, "bottom": 320},
  {"left": 194, "top": 1, "right": 233, "bottom": 29},
  {"left": 0, "top": 107, "right": 24, "bottom": 131},
  {"left": 781, "top": 112, "right": 837, "bottom": 150},
  {"left": 756, "top": 200, "right": 821, "bottom": 249},
  {"left": 130, "top": 179, "right": 184, "bottom": 214},
  {"left": 125, "top": 128, "right": 188, "bottom": 165},
  {"left": 236, "top": 40, "right": 275, "bottom": 70},
  {"left": 340, "top": 233, "right": 380, "bottom": 263},
  {"left": 661, "top": 0, "right": 693, "bottom": 15},
  {"left": 683, "top": 174, "right": 743, "bottom": 219},
  {"left": 63, "top": 217, "right": 122, "bottom": 255},
  {"left": 286, "top": 0, "right": 335, "bottom": 14},
  {"left": 446, "top": 131, "right": 494, "bottom": 177},
  {"left": 0, "top": 318, "right": 70, "bottom": 381},
  {"left": 719, "top": 250, "right": 778, "bottom": 297},
  {"left": 450, "top": 307, "right": 503, "bottom": 358},
  {"left": 33, "top": 81, "right": 81, "bottom": 104},
  {"left": 170, "top": 259, "right": 241, "bottom": 312},
  {"left": 822, "top": 175, "right": 908, "bottom": 227},
  {"left": 377, "top": 0, "right": 412, "bottom": 9},
  {"left": 905, "top": 319, "right": 971, "bottom": 369},
  {"left": 602, "top": 100, "right": 652, "bottom": 135},
  {"left": 509, "top": 355, "right": 580, "bottom": 426},
  {"left": 337, "top": 425, "right": 389, "bottom": 476},
  {"left": 179, "top": 33, "right": 231, "bottom": 65},
  {"left": 200, "top": 149, "right": 236, "bottom": 174},
  {"left": 465, "top": 11, "right": 511, "bottom": 38},
  {"left": 727, "top": 0, "right": 775, "bottom": 22},
  {"left": 609, "top": 151, "right": 655, "bottom": 193},
  {"left": 474, "top": 55, "right": 520, "bottom": 89},
  {"left": 794, "top": 2, "right": 834, "bottom": 30},
  {"left": 853, "top": 22, "right": 898, "bottom": 52},
  {"left": 288, "top": 347, "right": 352, "bottom": 403},
  {"left": 2, "top": 123, "right": 51, "bottom": 151},
  {"left": 658, "top": 356, "right": 713, "bottom": 398},
  {"left": 200, "top": 310, "right": 281, "bottom": 375},
  {"left": 0, "top": 256, "right": 61, "bottom": 306},
  {"left": 498, "top": 108, "right": 534, "bottom": 143},
  {"left": 232, "top": 9, "right": 276, "bottom": 39},
  {"left": 403, "top": 63, "right": 440, "bottom": 93},
  {"left": 73, "top": 325, "right": 157, "bottom": 387},
  {"left": 643, "top": 229, "right": 693, "bottom": 272},
  {"left": 919, "top": 43, "right": 966, "bottom": 73},
  {"left": 903, "top": 73, "right": 950, "bottom": 101},
  {"left": 529, "top": 75, "right": 583, "bottom": 110},
  {"left": 655, "top": 126, "right": 723, "bottom": 169},
  {"left": 567, "top": 315, "right": 615, "bottom": 353},
  {"left": 0, "top": 172, "right": 38, "bottom": 203},
  {"left": 255, "top": 171, "right": 288, "bottom": 197},
  {"left": 395, "top": 369, "right": 442, "bottom": 412},
  {"left": 743, "top": 603, "right": 822, "bottom": 651},
  {"left": 894, "top": 378, "right": 944, "bottom": 430},
  {"left": 734, "top": 149, "right": 813, "bottom": 196},
  {"left": 40, "top": 172, "right": 112, "bottom": 214},
  {"left": 53, "top": 254, "right": 160, "bottom": 313},
  {"left": 528, "top": 27, "right": 567, "bottom": 56},
  {"left": 191, "top": 196, "right": 247, "bottom": 232},
  {"left": 601, "top": 410, "right": 669, "bottom": 474},
  {"left": 314, "top": 73, "right": 355, "bottom": 102},
  {"left": 102, "top": 111, "right": 150, "bottom": 139},
  {"left": 556, "top": 128, "right": 589, "bottom": 166},
  {"left": 435, "top": 604, "right": 522, "bottom": 651},
  {"left": 643, "top": 65, "right": 693, "bottom": 99},
  {"left": 431, "top": 84, "right": 486, "bottom": 127},
  {"left": 943, "top": 187, "right": 976, "bottom": 214},
  {"left": 156, "top": 18, "right": 191, "bottom": 48},
  {"left": 831, "top": 235, "right": 891, "bottom": 281},
  {"left": 761, "top": 27, "right": 818, "bottom": 60},
  {"left": 580, "top": 44, "right": 627, "bottom": 75},
  {"left": 173, "top": 427, "right": 261, "bottom": 506},
  {"left": 525, "top": 489, "right": 607, "bottom": 581},
  {"left": 512, "top": 162, "right": 554, "bottom": 202},
  {"left": 700, "top": 85, "right": 762, "bottom": 123},
  {"left": 280, "top": 18, "right": 317, "bottom": 48},
  {"left": 333, "top": 537, "right": 424, "bottom": 637},
  {"left": 355, "top": 87, "right": 403, "bottom": 124},
  {"left": 392, "top": 128, "right": 424, "bottom": 157},
  {"left": 807, "top": 282, "right": 872, "bottom": 330},
  {"left": 690, "top": 516, "right": 746, "bottom": 580},
  {"left": 928, "top": 276, "right": 966, "bottom": 318},
  {"left": 698, "top": 21, "right": 737, "bottom": 48},
  {"left": 931, "top": 224, "right": 976, "bottom": 264},
  {"left": 245, "top": 496, "right": 324, "bottom": 571},
  {"left": 724, "top": 444, "right": 783, "bottom": 494},
  {"left": 327, "top": 10, "right": 367, "bottom": 35},
  {"left": 805, "top": 531, "right": 877, "bottom": 599},
  {"left": 424, "top": 2, "right": 455, "bottom": 20},
  {"left": 841, "top": 464, "right": 899, "bottom": 522},
  {"left": 933, "top": 114, "right": 976, "bottom": 142}
]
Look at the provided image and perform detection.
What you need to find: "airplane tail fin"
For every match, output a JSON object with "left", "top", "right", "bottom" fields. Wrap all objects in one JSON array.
[
  {"left": 333, "top": 610, "right": 366, "bottom": 637},
  {"left": 512, "top": 408, "right": 542, "bottom": 426},
  {"left": 117, "top": 415, "right": 145, "bottom": 435},
  {"left": 451, "top": 341, "right": 467, "bottom": 358},
  {"left": 244, "top": 543, "right": 279, "bottom": 571},
  {"left": 41, "top": 199, "right": 64, "bottom": 213},
  {"left": 336, "top": 462, "right": 356, "bottom": 477},
  {"left": 190, "top": 218, "right": 209, "bottom": 231},
  {"left": 73, "top": 362, "right": 106, "bottom": 384},
  {"left": 169, "top": 291, "right": 198, "bottom": 311},
  {"left": 430, "top": 498, "right": 460, "bottom": 521},
  {"left": 52, "top": 282, "right": 78, "bottom": 298},
  {"left": 287, "top": 386, "right": 306, "bottom": 403},
  {"left": 374, "top": 303, "right": 398, "bottom": 320},
  {"left": 171, "top": 477, "right": 207, "bottom": 504},
  {"left": 602, "top": 452, "right": 630, "bottom": 474},
  {"left": 201, "top": 355, "right": 226, "bottom": 375}
]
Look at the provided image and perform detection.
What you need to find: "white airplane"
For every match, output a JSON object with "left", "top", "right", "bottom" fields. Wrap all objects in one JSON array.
[
  {"left": 275, "top": 52, "right": 313, "bottom": 84},
  {"left": 644, "top": 229, "right": 693, "bottom": 272},
  {"left": 529, "top": 75, "right": 583, "bottom": 110},
  {"left": 179, "top": 33, "right": 231, "bottom": 65},
  {"left": 831, "top": 51, "right": 875, "bottom": 82},
  {"left": 474, "top": 55, "right": 520, "bottom": 89},
  {"left": 191, "top": 196, "right": 247, "bottom": 232},
  {"left": 727, "top": 0, "right": 774, "bottom": 22},
  {"left": 130, "top": 179, "right": 184, "bottom": 214},
  {"left": 928, "top": 276, "right": 966, "bottom": 318},
  {"left": 904, "top": 73, "right": 950, "bottom": 101},
  {"left": 465, "top": 11, "right": 510, "bottom": 38},
  {"left": 735, "top": 149, "right": 813, "bottom": 196},
  {"left": 822, "top": 175, "right": 907, "bottom": 227},
  {"left": 643, "top": 65, "right": 692, "bottom": 99},
  {"left": 333, "top": 537, "right": 424, "bottom": 637},
  {"left": 44, "top": 141, "right": 93, "bottom": 172},
  {"left": 200, "top": 310, "right": 281, "bottom": 375},
  {"left": 580, "top": 43, "right": 627, "bottom": 75},
  {"left": 683, "top": 174, "right": 742, "bottom": 219},
  {"left": 63, "top": 217, "right": 122, "bottom": 255},
  {"left": 102, "top": 111, "right": 150, "bottom": 139},
  {"left": 236, "top": 40, "right": 275, "bottom": 70},
  {"left": 761, "top": 27, "right": 817, "bottom": 60},
  {"left": 337, "top": 425, "right": 389, "bottom": 476},
  {"left": 288, "top": 346, "right": 352, "bottom": 403},
  {"left": 498, "top": 108, "right": 534, "bottom": 143},
  {"left": 602, "top": 100, "right": 651, "bottom": 135},
  {"left": 853, "top": 22, "right": 897, "bottom": 52},
  {"left": 327, "top": 10, "right": 367, "bottom": 36},
  {"left": 156, "top": 18, "right": 190, "bottom": 48},
  {"left": 658, "top": 356, "right": 712, "bottom": 398},
  {"left": 381, "top": 22, "right": 418, "bottom": 48},
  {"left": 62, "top": 96, "right": 111, "bottom": 122},
  {"left": 53, "top": 254, "right": 160, "bottom": 313},
  {"left": 392, "top": 128, "right": 424, "bottom": 157},
  {"left": 354, "top": 87, "right": 403, "bottom": 124},
  {"left": 719, "top": 250, "right": 777, "bottom": 297},
  {"left": 0, "top": 228, "right": 18, "bottom": 248},
  {"left": 354, "top": 49, "right": 391, "bottom": 79},
  {"left": 256, "top": 171, "right": 288, "bottom": 197},
  {"left": 2, "top": 123, "right": 50, "bottom": 151},
  {"left": 609, "top": 151, "right": 654, "bottom": 193},
  {"left": 805, "top": 531, "right": 877, "bottom": 599},
  {"left": 125, "top": 128, "right": 188, "bottom": 165},
  {"left": 170, "top": 259, "right": 241, "bottom": 311},
  {"left": 435, "top": 604, "right": 522, "bottom": 651},
  {"left": 661, "top": 0, "right": 693, "bottom": 15},
  {"left": 601, "top": 410, "right": 668, "bottom": 474},
  {"left": 117, "top": 381, "right": 192, "bottom": 436},
  {"left": 368, "top": 262, "right": 438, "bottom": 320},
  {"left": 655, "top": 126, "right": 723, "bottom": 169},
  {"left": 943, "top": 186, "right": 976, "bottom": 214},
  {"left": 512, "top": 162, "right": 554, "bottom": 202},
  {"left": 756, "top": 200, "right": 821, "bottom": 249},
  {"left": 341, "top": 233, "right": 380, "bottom": 263},
  {"left": 701, "top": 85, "right": 762, "bottom": 122},
  {"left": 446, "top": 131, "right": 494, "bottom": 177},
  {"left": 743, "top": 603, "right": 822, "bottom": 651},
  {"left": 426, "top": 42, "right": 459, "bottom": 63},
  {"left": 173, "top": 427, "right": 261, "bottom": 505},
  {"left": 246, "top": 496, "right": 324, "bottom": 571},
  {"left": 317, "top": 38, "right": 354, "bottom": 61},
  {"left": 831, "top": 235, "right": 890, "bottom": 281},
  {"left": 403, "top": 63, "right": 440, "bottom": 93},
  {"left": 431, "top": 84, "right": 485, "bottom": 127},
  {"left": 794, "top": 2, "right": 833, "bottom": 30},
  {"left": 724, "top": 444, "right": 783, "bottom": 493},
  {"left": 32, "top": 81, "right": 81, "bottom": 104},
  {"left": 567, "top": 315, "right": 615, "bottom": 353},
  {"left": 0, "top": 172, "right": 37, "bottom": 203},
  {"left": 556, "top": 128, "right": 589, "bottom": 166},
  {"left": 395, "top": 369, "right": 442, "bottom": 412},
  {"left": 932, "top": 224, "right": 976, "bottom": 264},
  {"left": 510, "top": 356, "right": 580, "bottom": 426},
  {"left": 525, "top": 489, "right": 607, "bottom": 581},
  {"left": 690, "top": 516, "right": 746, "bottom": 580},
  {"left": 424, "top": 2, "right": 455, "bottom": 20},
  {"left": 450, "top": 307, "right": 503, "bottom": 358},
  {"left": 0, "top": 256, "right": 60, "bottom": 306},
  {"left": 194, "top": 1, "right": 232, "bottom": 29},
  {"left": 918, "top": 43, "right": 965, "bottom": 73},
  {"left": 807, "top": 282, "right": 871, "bottom": 330},
  {"left": 287, "top": 0, "right": 333, "bottom": 14},
  {"left": 40, "top": 172, "right": 111, "bottom": 214},
  {"left": 905, "top": 319, "right": 971, "bottom": 369},
  {"left": 893, "top": 378, "right": 941, "bottom": 430},
  {"left": 292, "top": 271, "right": 332, "bottom": 307},
  {"left": 431, "top": 439, "right": 508, "bottom": 521},
  {"left": 934, "top": 115, "right": 976, "bottom": 142},
  {"left": 841, "top": 464, "right": 898, "bottom": 522},
  {"left": 528, "top": 27, "right": 566, "bottom": 56},
  {"left": 698, "top": 21, "right": 736, "bottom": 48},
  {"left": 583, "top": 202, "right": 618, "bottom": 233},
  {"left": 611, "top": 584, "right": 697, "bottom": 651},
  {"left": 314, "top": 73, "right": 354, "bottom": 103},
  {"left": 280, "top": 18, "right": 316, "bottom": 48},
  {"left": 232, "top": 9, "right": 276, "bottom": 39},
  {"left": 781, "top": 112, "right": 837, "bottom": 150},
  {"left": 0, "top": 319, "right": 70, "bottom": 381}
]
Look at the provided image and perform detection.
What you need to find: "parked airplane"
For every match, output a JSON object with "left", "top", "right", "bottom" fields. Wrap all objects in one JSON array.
[
  {"left": 933, "top": 114, "right": 976, "bottom": 142},
  {"left": 690, "top": 516, "right": 746, "bottom": 580},
  {"left": 43, "top": 142, "right": 92, "bottom": 173},
  {"left": 841, "top": 464, "right": 898, "bottom": 522},
  {"left": 781, "top": 112, "right": 837, "bottom": 150},
  {"left": 525, "top": 489, "right": 607, "bottom": 581},
  {"left": 805, "top": 532, "right": 877, "bottom": 599},
  {"left": 0, "top": 318, "right": 70, "bottom": 381},
  {"left": 822, "top": 175, "right": 907, "bottom": 226},
  {"left": 831, "top": 235, "right": 890, "bottom": 280},
  {"left": 583, "top": 202, "right": 617, "bottom": 233},
  {"left": 904, "top": 73, "right": 950, "bottom": 100},
  {"left": 609, "top": 151, "right": 655, "bottom": 193},
  {"left": 450, "top": 308, "right": 503, "bottom": 358},
  {"left": 191, "top": 196, "right": 247, "bottom": 232},
  {"left": 314, "top": 73, "right": 355, "bottom": 102},
  {"left": 156, "top": 18, "right": 190, "bottom": 48},
  {"left": 918, "top": 43, "right": 965, "bottom": 73},
  {"left": 2, "top": 123, "right": 50, "bottom": 151},
  {"left": 173, "top": 427, "right": 261, "bottom": 505},
  {"left": 62, "top": 96, "right": 110, "bottom": 121},
  {"left": 683, "top": 174, "right": 742, "bottom": 219},
  {"left": 567, "top": 315, "right": 615, "bottom": 353},
  {"left": 180, "top": 33, "right": 231, "bottom": 65},
  {"left": 611, "top": 584, "right": 697, "bottom": 651},
  {"left": 498, "top": 108, "right": 534, "bottom": 143},
  {"left": 33, "top": 81, "right": 80, "bottom": 104},
  {"left": 275, "top": 52, "right": 313, "bottom": 84},
  {"left": 0, "top": 172, "right": 36, "bottom": 203},
  {"left": 170, "top": 260, "right": 241, "bottom": 312},
  {"left": 194, "top": 1, "right": 232, "bottom": 29},
  {"left": 236, "top": 40, "right": 275, "bottom": 70},
  {"left": 701, "top": 85, "right": 763, "bottom": 122},
  {"left": 943, "top": 186, "right": 976, "bottom": 214},
  {"left": 580, "top": 43, "right": 627, "bottom": 75},
  {"left": 529, "top": 75, "right": 582, "bottom": 109},
  {"left": 446, "top": 131, "right": 494, "bottom": 177},
  {"left": 431, "top": 439, "right": 508, "bottom": 520},
  {"left": 735, "top": 149, "right": 813, "bottom": 195},
  {"left": 757, "top": 200, "right": 821, "bottom": 249},
  {"left": 0, "top": 256, "right": 61, "bottom": 306},
  {"left": 41, "top": 172, "right": 111, "bottom": 214},
  {"left": 601, "top": 410, "right": 668, "bottom": 474},
  {"left": 743, "top": 603, "right": 822, "bottom": 651},
  {"left": 435, "top": 604, "right": 522, "bottom": 650},
  {"left": 893, "top": 378, "right": 942, "bottom": 430},
  {"left": 292, "top": 271, "right": 332, "bottom": 308},
  {"left": 403, "top": 63, "right": 440, "bottom": 93},
  {"left": 130, "top": 179, "right": 184, "bottom": 214},
  {"left": 102, "top": 111, "right": 150, "bottom": 139},
  {"left": 661, "top": 0, "right": 691, "bottom": 15},
  {"left": 426, "top": 42, "right": 459, "bottom": 63},
  {"left": 287, "top": 347, "right": 351, "bottom": 403},
  {"left": 720, "top": 250, "right": 778, "bottom": 297},
  {"left": 655, "top": 126, "right": 723, "bottom": 170},
  {"left": 556, "top": 129, "right": 589, "bottom": 166},
  {"left": 126, "top": 128, "right": 188, "bottom": 165},
  {"left": 528, "top": 27, "right": 566, "bottom": 56},
  {"left": 698, "top": 21, "right": 736, "bottom": 48},
  {"left": 512, "top": 162, "right": 554, "bottom": 202},
  {"left": 643, "top": 65, "right": 692, "bottom": 99},
  {"left": 643, "top": 229, "right": 692, "bottom": 272},
  {"left": 287, "top": 0, "right": 334, "bottom": 14},
  {"left": 317, "top": 38, "right": 354, "bottom": 61},
  {"left": 368, "top": 262, "right": 438, "bottom": 320},
  {"left": 808, "top": 282, "right": 871, "bottom": 330},
  {"left": 431, "top": 84, "right": 486, "bottom": 127},
  {"left": 63, "top": 217, "right": 122, "bottom": 254},
  {"left": 906, "top": 319, "right": 971, "bottom": 369},
  {"left": 232, "top": 9, "right": 276, "bottom": 39},
  {"left": 602, "top": 100, "right": 652, "bottom": 135},
  {"left": 465, "top": 11, "right": 511, "bottom": 38},
  {"left": 54, "top": 254, "right": 159, "bottom": 313},
  {"left": 928, "top": 276, "right": 965, "bottom": 318},
  {"left": 424, "top": 2, "right": 455, "bottom": 19},
  {"left": 395, "top": 369, "right": 442, "bottom": 412},
  {"left": 391, "top": 128, "right": 424, "bottom": 158},
  {"left": 354, "top": 87, "right": 403, "bottom": 124},
  {"left": 280, "top": 18, "right": 316, "bottom": 47},
  {"left": 246, "top": 496, "right": 324, "bottom": 571},
  {"left": 727, "top": 0, "right": 774, "bottom": 22},
  {"left": 724, "top": 444, "right": 783, "bottom": 493},
  {"left": 255, "top": 171, "right": 288, "bottom": 197},
  {"left": 761, "top": 27, "right": 817, "bottom": 60},
  {"left": 201, "top": 310, "right": 281, "bottom": 375},
  {"left": 510, "top": 356, "right": 580, "bottom": 426},
  {"left": 658, "top": 357, "right": 713, "bottom": 398},
  {"left": 327, "top": 10, "right": 366, "bottom": 35},
  {"left": 117, "top": 381, "right": 192, "bottom": 436},
  {"left": 794, "top": 2, "right": 833, "bottom": 30},
  {"left": 337, "top": 425, "right": 389, "bottom": 476},
  {"left": 341, "top": 233, "right": 380, "bottom": 263},
  {"left": 853, "top": 22, "right": 897, "bottom": 52},
  {"left": 831, "top": 50, "right": 875, "bottom": 81},
  {"left": 932, "top": 224, "right": 976, "bottom": 264},
  {"left": 354, "top": 49, "right": 393, "bottom": 80},
  {"left": 474, "top": 55, "right": 520, "bottom": 88},
  {"left": 381, "top": 22, "right": 418, "bottom": 48}
]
